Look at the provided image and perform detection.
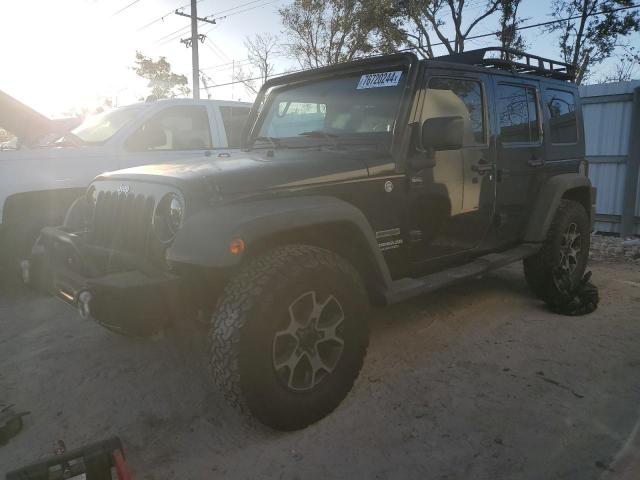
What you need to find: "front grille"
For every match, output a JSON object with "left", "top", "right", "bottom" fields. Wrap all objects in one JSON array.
[{"left": 89, "top": 191, "right": 156, "bottom": 255}]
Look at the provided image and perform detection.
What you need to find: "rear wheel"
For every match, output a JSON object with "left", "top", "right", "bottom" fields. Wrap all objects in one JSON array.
[
  {"left": 210, "top": 245, "right": 369, "bottom": 431},
  {"left": 523, "top": 199, "right": 590, "bottom": 303}
]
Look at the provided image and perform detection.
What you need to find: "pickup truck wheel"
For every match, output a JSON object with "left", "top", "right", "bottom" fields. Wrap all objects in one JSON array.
[
  {"left": 210, "top": 245, "right": 369, "bottom": 431},
  {"left": 523, "top": 199, "right": 590, "bottom": 303}
]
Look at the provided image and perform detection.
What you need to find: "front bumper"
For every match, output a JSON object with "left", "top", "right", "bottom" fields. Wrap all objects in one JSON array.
[{"left": 40, "top": 226, "right": 182, "bottom": 335}]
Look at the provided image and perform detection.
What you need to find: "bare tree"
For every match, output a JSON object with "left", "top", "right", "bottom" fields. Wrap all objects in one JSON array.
[
  {"left": 547, "top": 0, "right": 640, "bottom": 84},
  {"left": 497, "top": 0, "right": 527, "bottom": 58},
  {"left": 279, "top": 0, "right": 392, "bottom": 68},
  {"left": 394, "top": 0, "right": 504, "bottom": 58},
  {"left": 597, "top": 59, "right": 639, "bottom": 82},
  {"left": 234, "top": 33, "right": 280, "bottom": 94}
]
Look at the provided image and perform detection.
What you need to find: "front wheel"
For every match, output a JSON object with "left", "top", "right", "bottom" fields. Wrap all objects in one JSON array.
[
  {"left": 523, "top": 199, "right": 590, "bottom": 303},
  {"left": 210, "top": 245, "right": 369, "bottom": 431}
]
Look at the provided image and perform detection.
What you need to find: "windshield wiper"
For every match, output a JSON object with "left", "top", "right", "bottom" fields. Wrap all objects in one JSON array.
[
  {"left": 253, "top": 136, "right": 284, "bottom": 149},
  {"left": 298, "top": 130, "right": 339, "bottom": 138},
  {"left": 298, "top": 130, "right": 340, "bottom": 148}
]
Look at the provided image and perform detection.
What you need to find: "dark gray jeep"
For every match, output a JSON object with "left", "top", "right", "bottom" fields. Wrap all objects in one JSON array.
[{"left": 41, "top": 48, "right": 596, "bottom": 430}]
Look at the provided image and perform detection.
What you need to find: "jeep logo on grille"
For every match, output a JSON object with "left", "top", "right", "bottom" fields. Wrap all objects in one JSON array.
[{"left": 117, "top": 184, "right": 130, "bottom": 194}]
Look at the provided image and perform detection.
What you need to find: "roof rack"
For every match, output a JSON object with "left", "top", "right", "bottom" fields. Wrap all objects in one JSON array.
[{"left": 435, "top": 47, "right": 576, "bottom": 81}]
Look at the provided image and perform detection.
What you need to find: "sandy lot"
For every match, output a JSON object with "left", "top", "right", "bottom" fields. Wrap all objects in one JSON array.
[{"left": 1, "top": 260, "right": 640, "bottom": 479}]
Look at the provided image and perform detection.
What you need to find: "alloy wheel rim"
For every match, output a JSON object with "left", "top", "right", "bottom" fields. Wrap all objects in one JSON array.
[
  {"left": 272, "top": 291, "right": 345, "bottom": 392},
  {"left": 559, "top": 222, "right": 582, "bottom": 274}
]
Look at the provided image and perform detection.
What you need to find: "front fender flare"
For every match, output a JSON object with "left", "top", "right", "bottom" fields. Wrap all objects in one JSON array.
[{"left": 168, "top": 195, "right": 393, "bottom": 288}]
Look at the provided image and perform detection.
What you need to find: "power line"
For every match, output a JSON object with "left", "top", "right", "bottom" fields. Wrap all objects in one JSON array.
[
  {"left": 112, "top": 0, "right": 143, "bottom": 16},
  {"left": 209, "top": 0, "right": 269, "bottom": 17},
  {"left": 210, "top": 0, "right": 282, "bottom": 22},
  {"left": 153, "top": 6, "right": 218, "bottom": 45},
  {"left": 201, "top": 58, "right": 253, "bottom": 71},
  {"left": 150, "top": 0, "right": 280, "bottom": 46},
  {"left": 138, "top": 0, "right": 204, "bottom": 31},
  {"left": 139, "top": 0, "right": 269, "bottom": 32},
  {"left": 201, "top": 3, "right": 640, "bottom": 91},
  {"left": 155, "top": 18, "right": 211, "bottom": 46}
]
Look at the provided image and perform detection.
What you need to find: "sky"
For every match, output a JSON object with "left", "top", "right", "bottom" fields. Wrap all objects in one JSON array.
[{"left": 0, "top": 0, "right": 638, "bottom": 117}]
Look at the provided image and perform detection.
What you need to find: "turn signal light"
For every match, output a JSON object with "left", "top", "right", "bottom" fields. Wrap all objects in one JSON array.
[{"left": 229, "top": 237, "right": 245, "bottom": 255}]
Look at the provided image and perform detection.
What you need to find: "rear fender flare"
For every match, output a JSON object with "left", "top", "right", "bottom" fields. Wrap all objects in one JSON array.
[{"left": 524, "top": 174, "right": 593, "bottom": 242}]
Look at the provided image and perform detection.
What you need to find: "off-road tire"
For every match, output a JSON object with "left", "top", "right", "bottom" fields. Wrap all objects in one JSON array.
[
  {"left": 523, "top": 199, "right": 590, "bottom": 303},
  {"left": 210, "top": 245, "right": 369, "bottom": 431}
]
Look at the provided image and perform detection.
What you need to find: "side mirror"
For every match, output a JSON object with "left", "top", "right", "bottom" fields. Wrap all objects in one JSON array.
[{"left": 421, "top": 116, "right": 464, "bottom": 151}]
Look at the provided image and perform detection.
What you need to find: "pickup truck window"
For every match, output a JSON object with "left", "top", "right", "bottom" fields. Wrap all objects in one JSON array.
[
  {"left": 219, "top": 106, "right": 251, "bottom": 148},
  {"left": 256, "top": 71, "right": 407, "bottom": 141},
  {"left": 72, "top": 106, "right": 142, "bottom": 145},
  {"left": 125, "top": 105, "right": 213, "bottom": 152}
]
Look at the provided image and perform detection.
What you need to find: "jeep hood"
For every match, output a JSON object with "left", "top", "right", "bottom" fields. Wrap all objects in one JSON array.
[{"left": 96, "top": 148, "right": 389, "bottom": 198}]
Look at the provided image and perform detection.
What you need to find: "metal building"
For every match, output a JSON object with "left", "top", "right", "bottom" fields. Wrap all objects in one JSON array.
[{"left": 580, "top": 80, "right": 640, "bottom": 236}]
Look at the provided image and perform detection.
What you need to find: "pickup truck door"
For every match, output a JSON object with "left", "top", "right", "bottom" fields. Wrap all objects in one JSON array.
[
  {"left": 408, "top": 71, "right": 497, "bottom": 265},
  {"left": 120, "top": 104, "right": 226, "bottom": 168}
]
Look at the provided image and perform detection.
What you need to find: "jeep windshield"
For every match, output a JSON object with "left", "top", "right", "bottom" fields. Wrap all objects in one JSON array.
[
  {"left": 254, "top": 69, "right": 408, "bottom": 147},
  {"left": 68, "top": 105, "right": 143, "bottom": 145}
]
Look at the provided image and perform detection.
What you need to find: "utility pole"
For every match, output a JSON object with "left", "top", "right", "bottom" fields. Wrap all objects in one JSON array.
[
  {"left": 190, "top": 0, "right": 199, "bottom": 99},
  {"left": 175, "top": 2, "right": 216, "bottom": 100}
]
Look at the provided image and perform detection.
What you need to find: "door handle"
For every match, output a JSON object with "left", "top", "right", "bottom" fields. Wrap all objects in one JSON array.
[
  {"left": 471, "top": 162, "right": 494, "bottom": 174},
  {"left": 217, "top": 152, "right": 231, "bottom": 158},
  {"left": 528, "top": 157, "right": 544, "bottom": 167}
]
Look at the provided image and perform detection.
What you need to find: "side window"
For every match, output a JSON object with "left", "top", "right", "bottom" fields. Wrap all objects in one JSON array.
[
  {"left": 545, "top": 89, "right": 577, "bottom": 144},
  {"left": 219, "top": 106, "right": 250, "bottom": 148},
  {"left": 125, "top": 105, "right": 213, "bottom": 152},
  {"left": 497, "top": 84, "right": 540, "bottom": 144},
  {"left": 424, "top": 77, "right": 485, "bottom": 145}
]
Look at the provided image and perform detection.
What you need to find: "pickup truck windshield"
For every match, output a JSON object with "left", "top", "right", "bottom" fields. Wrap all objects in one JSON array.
[
  {"left": 257, "top": 69, "right": 407, "bottom": 143},
  {"left": 72, "top": 105, "right": 142, "bottom": 144}
]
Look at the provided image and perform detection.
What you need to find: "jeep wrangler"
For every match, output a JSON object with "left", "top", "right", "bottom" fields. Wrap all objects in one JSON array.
[{"left": 40, "top": 48, "right": 596, "bottom": 431}]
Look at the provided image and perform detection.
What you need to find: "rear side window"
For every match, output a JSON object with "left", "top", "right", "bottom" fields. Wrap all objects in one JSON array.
[
  {"left": 497, "top": 84, "right": 540, "bottom": 144},
  {"left": 545, "top": 89, "right": 577, "bottom": 144},
  {"left": 425, "top": 77, "right": 485, "bottom": 145},
  {"left": 219, "top": 106, "right": 250, "bottom": 148}
]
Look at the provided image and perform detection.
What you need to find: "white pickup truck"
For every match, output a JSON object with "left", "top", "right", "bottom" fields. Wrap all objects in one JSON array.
[{"left": 0, "top": 96, "right": 251, "bottom": 279}]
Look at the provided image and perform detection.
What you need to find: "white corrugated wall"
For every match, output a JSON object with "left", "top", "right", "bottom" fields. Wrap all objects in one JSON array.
[{"left": 580, "top": 80, "right": 640, "bottom": 235}]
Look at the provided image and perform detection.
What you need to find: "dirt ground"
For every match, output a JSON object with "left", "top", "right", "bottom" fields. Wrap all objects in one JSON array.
[{"left": 1, "top": 260, "right": 640, "bottom": 479}]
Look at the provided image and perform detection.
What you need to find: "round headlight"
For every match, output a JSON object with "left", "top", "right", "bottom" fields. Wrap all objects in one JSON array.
[
  {"left": 153, "top": 193, "right": 184, "bottom": 243},
  {"left": 167, "top": 196, "right": 184, "bottom": 234}
]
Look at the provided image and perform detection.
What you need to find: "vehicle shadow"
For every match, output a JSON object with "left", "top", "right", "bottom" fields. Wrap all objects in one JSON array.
[{"left": 1, "top": 263, "right": 545, "bottom": 477}]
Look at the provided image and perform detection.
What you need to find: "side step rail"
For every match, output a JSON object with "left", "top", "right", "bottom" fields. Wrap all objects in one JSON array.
[{"left": 384, "top": 243, "right": 541, "bottom": 304}]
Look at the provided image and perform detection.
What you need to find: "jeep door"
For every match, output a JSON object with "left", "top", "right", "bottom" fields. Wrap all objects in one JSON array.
[
  {"left": 120, "top": 104, "right": 224, "bottom": 167},
  {"left": 408, "top": 70, "right": 497, "bottom": 266},
  {"left": 492, "top": 78, "right": 545, "bottom": 242}
]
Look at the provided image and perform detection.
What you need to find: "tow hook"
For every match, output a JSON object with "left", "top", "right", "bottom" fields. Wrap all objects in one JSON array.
[{"left": 77, "top": 290, "right": 93, "bottom": 320}]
